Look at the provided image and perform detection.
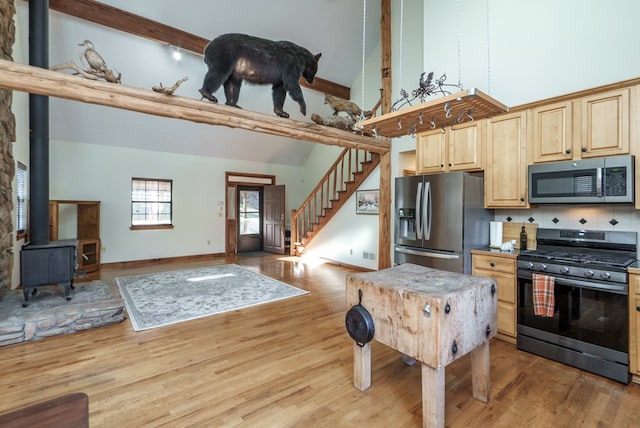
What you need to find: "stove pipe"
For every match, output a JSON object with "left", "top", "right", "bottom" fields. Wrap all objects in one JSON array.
[{"left": 28, "top": 0, "right": 49, "bottom": 245}]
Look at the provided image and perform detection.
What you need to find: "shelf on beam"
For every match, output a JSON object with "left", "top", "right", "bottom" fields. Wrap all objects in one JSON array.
[{"left": 356, "top": 88, "right": 509, "bottom": 138}]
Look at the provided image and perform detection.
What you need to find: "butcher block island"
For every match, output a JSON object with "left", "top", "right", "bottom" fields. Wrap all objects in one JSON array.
[{"left": 345, "top": 263, "right": 498, "bottom": 428}]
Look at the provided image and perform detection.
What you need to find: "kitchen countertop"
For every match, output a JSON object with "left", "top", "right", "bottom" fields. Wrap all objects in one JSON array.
[
  {"left": 348, "top": 262, "right": 496, "bottom": 294},
  {"left": 471, "top": 248, "right": 519, "bottom": 258}
]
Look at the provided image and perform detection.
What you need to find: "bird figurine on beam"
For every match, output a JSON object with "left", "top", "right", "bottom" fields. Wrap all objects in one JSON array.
[
  {"left": 51, "top": 40, "right": 122, "bottom": 83},
  {"left": 78, "top": 40, "right": 108, "bottom": 73}
]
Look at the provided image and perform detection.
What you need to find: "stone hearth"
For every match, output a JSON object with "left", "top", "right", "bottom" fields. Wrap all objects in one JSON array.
[{"left": 0, "top": 280, "right": 125, "bottom": 347}]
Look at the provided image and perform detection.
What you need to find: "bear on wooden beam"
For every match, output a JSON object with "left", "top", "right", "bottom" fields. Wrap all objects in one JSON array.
[{"left": 199, "top": 33, "right": 322, "bottom": 118}]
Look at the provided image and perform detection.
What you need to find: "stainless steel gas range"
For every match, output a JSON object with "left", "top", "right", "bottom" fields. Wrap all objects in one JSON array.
[{"left": 516, "top": 228, "right": 637, "bottom": 384}]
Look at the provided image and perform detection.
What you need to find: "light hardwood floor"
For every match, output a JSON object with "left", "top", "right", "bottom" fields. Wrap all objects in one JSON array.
[{"left": 1, "top": 254, "right": 639, "bottom": 427}]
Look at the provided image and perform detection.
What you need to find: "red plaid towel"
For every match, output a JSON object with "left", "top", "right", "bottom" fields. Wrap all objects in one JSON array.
[{"left": 532, "top": 273, "right": 555, "bottom": 317}]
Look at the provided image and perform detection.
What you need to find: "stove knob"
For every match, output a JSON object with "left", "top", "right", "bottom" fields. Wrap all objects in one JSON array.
[
  {"left": 584, "top": 270, "right": 594, "bottom": 278},
  {"left": 560, "top": 266, "right": 570, "bottom": 274},
  {"left": 538, "top": 264, "right": 547, "bottom": 272},
  {"left": 527, "top": 262, "right": 535, "bottom": 270},
  {"left": 600, "top": 272, "right": 611, "bottom": 280}
]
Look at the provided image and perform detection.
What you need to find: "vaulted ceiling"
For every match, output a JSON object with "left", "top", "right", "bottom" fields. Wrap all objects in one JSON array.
[{"left": 14, "top": 0, "right": 382, "bottom": 165}]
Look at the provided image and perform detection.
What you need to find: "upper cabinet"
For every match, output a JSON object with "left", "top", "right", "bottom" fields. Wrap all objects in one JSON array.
[
  {"left": 530, "top": 101, "right": 573, "bottom": 163},
  {"left": 485, "top": 111, "right": 528, "bottom": 208},
  {"left": 577, "top": 88, "right": 630, "bottom": 158},
  {"left": 416, "top": 120, "right": 484, "bottom": 174},
  {"left": 530, "top": 88, "right": 632, "bottom": 163}
]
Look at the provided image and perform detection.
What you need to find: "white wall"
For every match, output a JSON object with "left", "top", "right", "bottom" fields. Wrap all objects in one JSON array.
[
  {"left": 49, "top": 140, "right": 310, "bottom": 264},
  {"left": 422, "top": 0, "right": 640, "bottom": 105},
  {"left": 417, "top": 0, "right": 640, "bottom": 238}
]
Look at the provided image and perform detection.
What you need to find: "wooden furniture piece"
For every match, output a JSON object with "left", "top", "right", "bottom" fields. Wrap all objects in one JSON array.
[
  {"left": 529, "top": 88, "right": 631, "bottom": 163},
  {"left": 346, "top": 263, "right": 497, "bottom": 428},
  {"left": 49, "top": 200, "right": 101, "bottom": 272},
  {"left": 629, "top": 268, "right": 640, "bottom": 384},
  {"left": 471, "top": 250, "right": 518, "bottom": 343},
  {"left": 416, "top": 120, "right": 484, "bottom": 174},
  {"left": 0, "top": 392, "right": 89, "bottom": 428},
  {"left": 484, "top": 111, "right": 528, "bottom": 208}
]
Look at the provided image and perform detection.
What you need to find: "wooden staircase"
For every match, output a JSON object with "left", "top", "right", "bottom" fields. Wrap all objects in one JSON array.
[{"left": 290, "top": 148, "right": 380, "bottom": 255}]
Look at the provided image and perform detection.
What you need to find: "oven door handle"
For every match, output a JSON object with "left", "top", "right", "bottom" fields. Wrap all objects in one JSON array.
[{"left": 518, "top": 271, "right": 628, "bottom": 295}]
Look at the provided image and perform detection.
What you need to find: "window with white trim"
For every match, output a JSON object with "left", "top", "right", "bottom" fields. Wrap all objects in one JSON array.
[
  {"left": 130, "top": 178, "right": 173, "bottom": 229},
  {"left": 16, "top": 162, "right": 27, "bottom": 237}
]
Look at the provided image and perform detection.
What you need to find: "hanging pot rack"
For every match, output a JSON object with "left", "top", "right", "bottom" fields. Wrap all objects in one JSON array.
[{"left": 356, "top": 88, "right": 508, "bottom": 138}]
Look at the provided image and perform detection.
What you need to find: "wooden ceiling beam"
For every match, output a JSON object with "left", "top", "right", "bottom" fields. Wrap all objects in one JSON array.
[
  {"left": 0, "top": 59, "right": 389, "bottom": 153},
  {"left": 42, "top": 0, "right": 351, "bottom": 100}
]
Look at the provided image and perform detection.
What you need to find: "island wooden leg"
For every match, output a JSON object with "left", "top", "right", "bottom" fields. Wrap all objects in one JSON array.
[
  {"left": 353, "top": 342, "right": 371, "bottom": 391},
  {"left": 470, "top": 340, "right": 490, "bottom": 403},
  {"left": 421, "top": 363, "right": 445, "bottom": 428}
]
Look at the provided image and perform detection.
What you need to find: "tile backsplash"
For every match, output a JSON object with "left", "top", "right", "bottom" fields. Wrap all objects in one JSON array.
[{"left": 495, "top": 205, "right": 640, "bottom": 233}]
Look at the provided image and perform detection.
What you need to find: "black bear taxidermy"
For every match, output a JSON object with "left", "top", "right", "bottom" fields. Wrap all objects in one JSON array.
[{"left": 199, "top": 33, "right": 322, "bottom": 118}]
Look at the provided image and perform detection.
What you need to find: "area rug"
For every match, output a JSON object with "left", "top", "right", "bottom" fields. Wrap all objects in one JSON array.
[{"left": 116, "top": 264, "right": 308, "bottom": 331}]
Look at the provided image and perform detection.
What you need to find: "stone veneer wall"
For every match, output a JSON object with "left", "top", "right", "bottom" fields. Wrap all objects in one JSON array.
[{"left": 0, "top": 1, "right": 16, "bottom": 299}]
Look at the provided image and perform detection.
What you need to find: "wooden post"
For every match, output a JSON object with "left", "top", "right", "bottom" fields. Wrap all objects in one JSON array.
[
  {"left": 378, "top": 151, "right": 391, "bottom": 269},
  {"left": 380, "top": 0, "right": 392, "bottom": 115},
  {"left": 353, "top": 342, "right": 371, "bottom": 391},
  {"left": 470, "top": 341, "right": 491, "bottom": 403},
  {"left": 378, "top": 0, "right": 392, "bottom": 270},
  {"left": 421, "top": 363, "right": 445, "bottom": 428}
]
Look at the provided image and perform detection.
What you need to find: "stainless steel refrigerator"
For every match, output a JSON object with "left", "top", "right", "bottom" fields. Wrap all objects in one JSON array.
[{"left": 394, "top": 171, "right": 492, "bottom": 274}]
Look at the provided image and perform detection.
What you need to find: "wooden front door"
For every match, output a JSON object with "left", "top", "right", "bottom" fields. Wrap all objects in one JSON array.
[
  {"left": 263, "top": 185, "right": 286, "bottom": 254},
  {"left": 237, "top": 186, "right": 263, "bottom": 253}
]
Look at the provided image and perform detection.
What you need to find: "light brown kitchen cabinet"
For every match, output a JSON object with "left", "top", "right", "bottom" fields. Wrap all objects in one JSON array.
[
  {"left": 577, "top": 87, "right": 630, "bottom": 158},
  {"left": 49, "top": 200, "right": 101, "bottom": 273},
  {"left": 530, "top": 101, "right": 573, "bottom": 163},
  {"left": 484, "top": 111, "right": 528, "bottom": 208},
  {"left": 629, "top": 270, "right": 640, "bottom": 384},
  {"left": 472, "top": 251, "right": 517, "bottom": 343},
  {"left": 530, "top": 88, "right": 631, "bottom": 163},
  {"left": 416, "top": 120, "right": 484, "bottom": 174}
]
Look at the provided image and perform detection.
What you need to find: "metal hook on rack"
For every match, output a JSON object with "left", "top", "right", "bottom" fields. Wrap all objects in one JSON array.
[
  {"left": 418, "top": 112, "right": 424, "bottom": 125},
  {"left": 410, "top": 125, "right": 417, "bottom": 138},
  {"left": 371, "top": 127, "right": 378, "bottom": 138},
  {"left": 457, "top": 110, "right": 465, "bottom": 123},
  {"left": 466, "top": 109, "right": 474, "bottom": 122},
  {"left": 430, "top": 116, "right": 437, "bottom": 129},
  {"left": 397, "top": 120, "right": 403, "bottom": 130},
  {"left": 444, "top": 101, "right": 452, "bottom": 119}
]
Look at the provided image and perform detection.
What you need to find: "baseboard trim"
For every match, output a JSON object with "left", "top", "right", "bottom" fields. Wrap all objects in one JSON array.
[{"left": 100, "top": 252, "right": 226, "bottom": 271}]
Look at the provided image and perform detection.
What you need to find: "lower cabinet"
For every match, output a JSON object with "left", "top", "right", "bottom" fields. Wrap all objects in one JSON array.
[
  {"left": 472, "top": 251, "right": 517, "bottom": 343},
  {"left": 629, "top": 271, "right": 640, "bottom": 384},
  {"left": 78, "top": 239, "right": 101, "bottom": 273}
]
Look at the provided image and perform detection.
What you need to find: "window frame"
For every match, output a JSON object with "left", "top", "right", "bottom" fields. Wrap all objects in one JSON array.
[
  {"left": 16, "top": 161, "right": 27, "bottom": 240},
  {"left": 130, "top": 177, "right": 174, "bottom": 230}
]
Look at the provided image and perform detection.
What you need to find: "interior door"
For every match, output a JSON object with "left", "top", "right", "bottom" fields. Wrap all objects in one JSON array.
[
  {"left": 263, "top": 185, "right": 286, "bottom": 254},
  {"left": 237, "top": 186, "right": 263, "bottom": 253}
]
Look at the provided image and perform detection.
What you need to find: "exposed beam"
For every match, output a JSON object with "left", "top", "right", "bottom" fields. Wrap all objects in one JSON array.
[
  {"left": 377, "top": 0, "right": 392, "bottom": 270},
  {"left": 42, "top": 0, "right": 351, "bottom": 100},
  {"left": 0, "top": 59, "right": 389, "bottom": 154},
  {"left": 380, "top": 0, "right": 392, "bottom": 115}
]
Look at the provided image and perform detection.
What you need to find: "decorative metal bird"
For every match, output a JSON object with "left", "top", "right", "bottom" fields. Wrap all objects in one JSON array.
[{"left": 78, "top": 40, "right": 108, "bottom": 73}]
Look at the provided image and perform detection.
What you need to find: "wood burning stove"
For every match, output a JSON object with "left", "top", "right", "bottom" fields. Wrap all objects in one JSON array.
[{"left": 20, "top": 240, "right": 77, "bottom": 307}]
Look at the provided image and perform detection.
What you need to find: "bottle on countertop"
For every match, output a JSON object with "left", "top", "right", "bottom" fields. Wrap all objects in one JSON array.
[{"left": 520, "top": 224, "right": 528, "bottom": 251}]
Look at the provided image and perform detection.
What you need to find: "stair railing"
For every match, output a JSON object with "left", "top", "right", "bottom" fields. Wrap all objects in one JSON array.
[{"left": 290, "top": 148, "right": 375, "bottom": 255}]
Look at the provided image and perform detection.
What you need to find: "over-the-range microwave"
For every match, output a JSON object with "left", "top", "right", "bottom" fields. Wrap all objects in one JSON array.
[{"left": 528, "top": 154, "right": 635, "bottom": 204}]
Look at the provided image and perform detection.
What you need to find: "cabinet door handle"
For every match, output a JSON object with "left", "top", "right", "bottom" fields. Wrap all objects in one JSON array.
[
  {"left": 637, "top": 306, "right": 640, "bottom": 311},
  {"left": 490, "top": 262, "right": 495, "bottom": 267},
  {"left": 581, "top": 147, "right": 587, "bottom": 153},
  {"left": 565, "top": 149, "right": 571, "bottom": 154}
]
